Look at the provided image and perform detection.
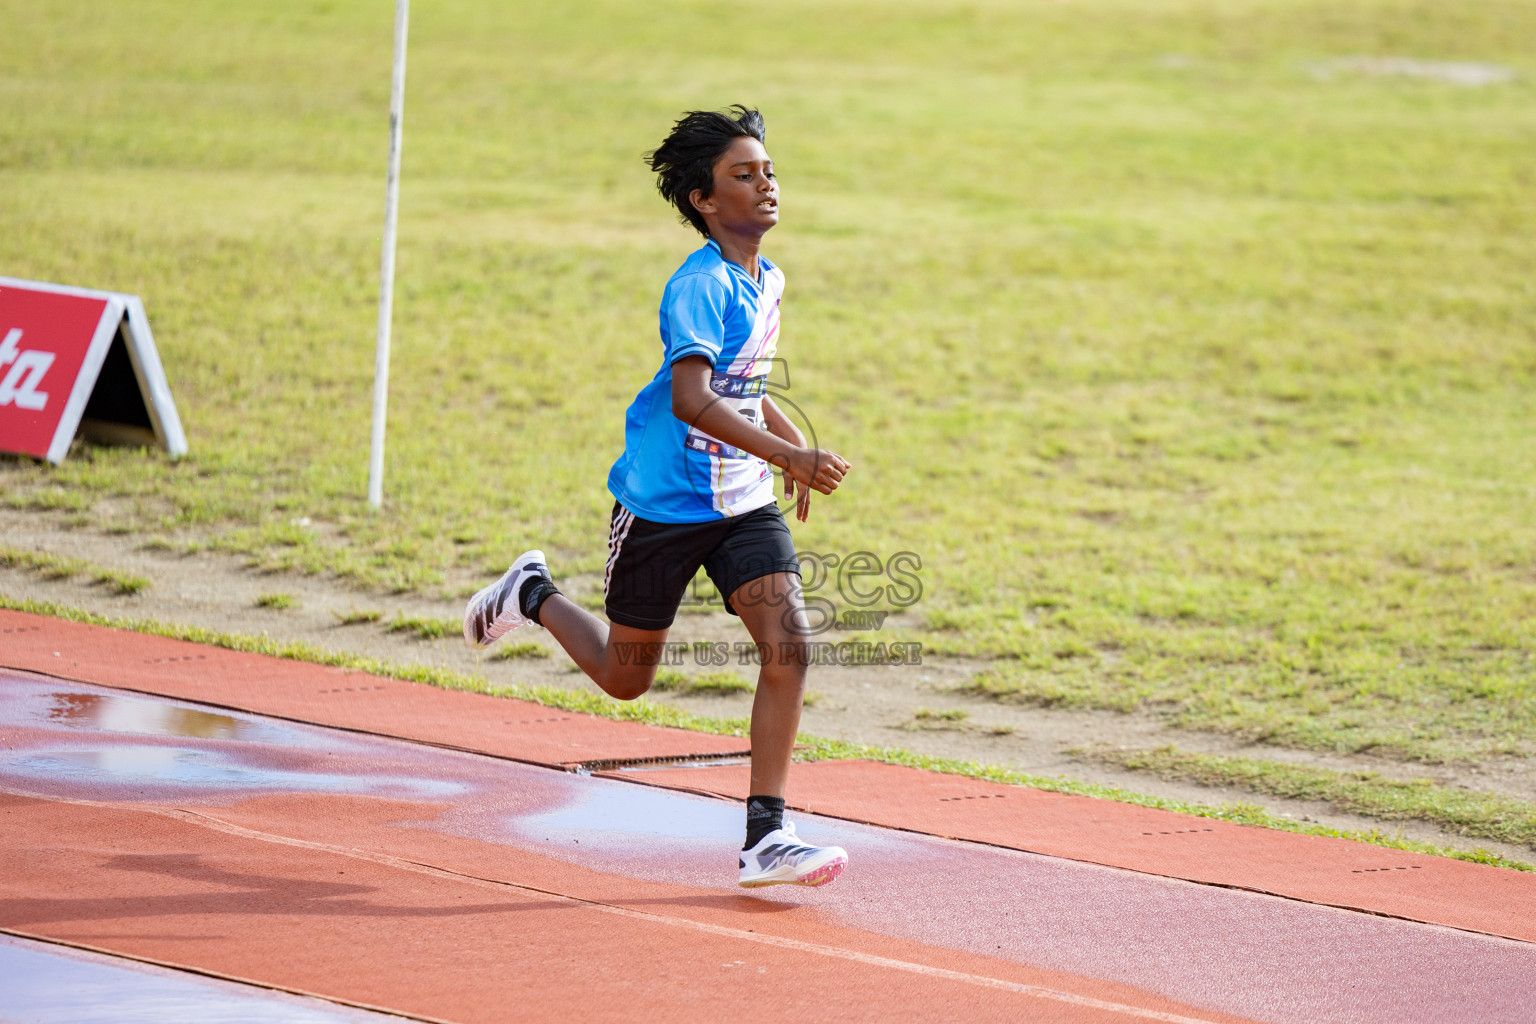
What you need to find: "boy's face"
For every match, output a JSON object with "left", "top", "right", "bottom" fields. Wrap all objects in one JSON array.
[{"left": 691, "top": 136, "right": 778, "bottom": 238}]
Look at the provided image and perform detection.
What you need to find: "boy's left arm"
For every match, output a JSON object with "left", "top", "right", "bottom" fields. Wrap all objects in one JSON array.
[{"left": 762, "top": 397, "right": 813, "bottom": 522}]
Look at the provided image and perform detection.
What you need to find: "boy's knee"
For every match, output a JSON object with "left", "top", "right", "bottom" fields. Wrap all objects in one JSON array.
[
  {"left": 598, "top": 669, "right": 654, "bottom": 702},
  {"left": 757, "top": 661, "right": 807, "bottom": 690},
  {"left": 770, "top": 640, "right": 811, "bottom": 672}
]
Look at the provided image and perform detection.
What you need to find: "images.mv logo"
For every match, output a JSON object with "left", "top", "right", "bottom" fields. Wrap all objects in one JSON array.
[{"left": 0, "top": 328, "right": 54, "bottom": 410}]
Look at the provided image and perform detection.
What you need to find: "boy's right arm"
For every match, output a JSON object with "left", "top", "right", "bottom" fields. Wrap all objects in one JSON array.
[{"left": 670, "top": 356, "right": 850, "bottom": 495}]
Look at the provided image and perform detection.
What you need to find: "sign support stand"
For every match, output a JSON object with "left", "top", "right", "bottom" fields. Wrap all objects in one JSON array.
[{"left": 368, "top": 0, "right": 410, "bottom": 510}]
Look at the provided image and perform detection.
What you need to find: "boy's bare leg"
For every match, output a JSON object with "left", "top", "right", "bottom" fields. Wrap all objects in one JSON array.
[
  {"left": 537, "top": 595, "right": 669, "bottom": 701},
  {"left": 731, "top": 572, "right": 810, "bottom": 799}
]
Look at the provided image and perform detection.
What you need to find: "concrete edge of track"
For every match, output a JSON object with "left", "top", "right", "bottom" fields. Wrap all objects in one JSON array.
[{"left": 4, "top": 607, "right": 1533, "bottom": 947}]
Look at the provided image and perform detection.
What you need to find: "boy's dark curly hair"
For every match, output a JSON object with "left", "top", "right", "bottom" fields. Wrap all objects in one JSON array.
[{"left": 647, "top": 106, "right": 767, "bottom": 237}]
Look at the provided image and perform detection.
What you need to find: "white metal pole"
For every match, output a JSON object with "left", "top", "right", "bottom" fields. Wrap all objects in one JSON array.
[{"left": 368, "top": 0, "right": 409, "bottom": 509}]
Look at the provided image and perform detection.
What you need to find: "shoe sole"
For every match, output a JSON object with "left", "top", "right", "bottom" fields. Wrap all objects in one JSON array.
[
  {"left": 463, "top": 574, "right": 516, "bottom": 649},
  {"left": 739, "top": 854, "right": 846, "bottom": 888},
  {"left": 463, "top": 551, "right": 543, "bottom": 649},
  {"left": 463, "top": 580, "right": 494, "bottom": 649}
]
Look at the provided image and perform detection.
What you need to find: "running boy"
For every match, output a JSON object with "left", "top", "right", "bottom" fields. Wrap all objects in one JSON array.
[{"left": 463, "top": 106, "right": 852, "bottom": 888}]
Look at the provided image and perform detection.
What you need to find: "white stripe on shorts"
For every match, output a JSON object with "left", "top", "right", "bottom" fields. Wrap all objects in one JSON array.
[{"left": 603, "top": 508, "right": 636, "bottom": 599}]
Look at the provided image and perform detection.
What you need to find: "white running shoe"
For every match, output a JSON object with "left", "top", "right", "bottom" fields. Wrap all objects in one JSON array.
[
  {"left": 463, "top": 550, "right": 551, "bottom": 650},
  {"left": 738, "top": 821, "right": 847, "bottom": 888}
]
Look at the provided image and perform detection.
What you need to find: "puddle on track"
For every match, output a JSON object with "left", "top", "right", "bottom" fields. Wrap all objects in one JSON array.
[
  {"left": 514, "top": 780, "right": 854, "bottom": 852},
  {"left": 0, "top": 674, "right": 463, "bottom": 801},
  {"left": 2, "top": 747, "right": 461, "bottom": 798},
  {"left": 2, "top": 676, "right": 311, "bottom": 748},
  {"left": 0, "top": 933, "right": 405, "bottom": 1024},
  {"left": 40, "top": 691, "right": 297, "bottom": 745},
  {"left": 520, "top": 779, "right": 742, "bottom": 843}
]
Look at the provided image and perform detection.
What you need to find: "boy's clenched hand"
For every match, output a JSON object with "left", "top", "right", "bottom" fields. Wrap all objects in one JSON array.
[{"left": 780, "top": 447, "right": 849, "bottom": 522}]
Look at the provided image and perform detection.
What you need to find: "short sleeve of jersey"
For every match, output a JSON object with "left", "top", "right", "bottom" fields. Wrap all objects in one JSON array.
[{"left": 663, "top": 272, "right": 729, "bottom": 364}]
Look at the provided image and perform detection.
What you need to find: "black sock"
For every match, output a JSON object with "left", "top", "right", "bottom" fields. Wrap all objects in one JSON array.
[
  {"left": 743, "top": 795, "right": 786, "bottom": 850},
  {"left": 518, "top": 572, "right": 560, "bottom": 626}
]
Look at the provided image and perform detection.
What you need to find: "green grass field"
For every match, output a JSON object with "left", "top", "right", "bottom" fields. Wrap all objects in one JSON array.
[{"left": 3, "top": 0, "right": 1534, "bottom": 766}]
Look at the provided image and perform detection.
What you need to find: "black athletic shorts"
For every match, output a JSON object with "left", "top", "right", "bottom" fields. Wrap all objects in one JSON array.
[{"left": 603, "top": 501, "right": 800, "bottom": 630}]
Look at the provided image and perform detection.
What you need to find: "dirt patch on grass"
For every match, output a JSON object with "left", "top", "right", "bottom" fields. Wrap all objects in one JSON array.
[{"left": 1, "top": 505, "right": 1532, "bottom": 863}]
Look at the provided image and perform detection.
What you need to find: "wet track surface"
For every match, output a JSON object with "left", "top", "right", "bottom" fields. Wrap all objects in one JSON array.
[
  {"left": 3, "top": 670, "right": 1535, "bottom": 1024},
  {"left": 2, "top": 678, "right": 460, "bottom": 799},
  {"left": 0, "top": 933, "right": 405, "bottom": 1024}
]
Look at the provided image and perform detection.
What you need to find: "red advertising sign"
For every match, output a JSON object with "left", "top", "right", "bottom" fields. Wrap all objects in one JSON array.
[
  {"left": 0, "top": 284, "right": 117, "bottom": 460},
  {"left": 0, "top": 278, "right": 185, "bottom": 464}
]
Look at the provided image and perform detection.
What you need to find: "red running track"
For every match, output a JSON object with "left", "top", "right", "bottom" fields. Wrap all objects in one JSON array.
[
  {"left": 606, "top": 759, "right": 1536, "bottom": 942},
  {"left": 2, "top": 609, "right": 1535, "bottom": 1023},
  {"left": 4, "top": 609, "right": 1530, "bottom": 941},
  {"left": 0, "top": 610, "right": 748, "bottom": 768}
]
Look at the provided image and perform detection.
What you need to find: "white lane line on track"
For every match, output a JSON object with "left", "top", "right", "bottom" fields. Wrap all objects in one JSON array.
[{"left": 10, "top": 792, "right": 1231, "bottom": 1024}]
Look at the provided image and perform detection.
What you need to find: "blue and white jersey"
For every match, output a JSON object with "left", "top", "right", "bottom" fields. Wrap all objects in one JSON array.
[{"left": 607, "top": 239, "right": 784, "bottom": 523}]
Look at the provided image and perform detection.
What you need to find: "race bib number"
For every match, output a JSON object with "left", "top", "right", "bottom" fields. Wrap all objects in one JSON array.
[{"left": 684, "top": 372, "right": 767, "bottom": 461}]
